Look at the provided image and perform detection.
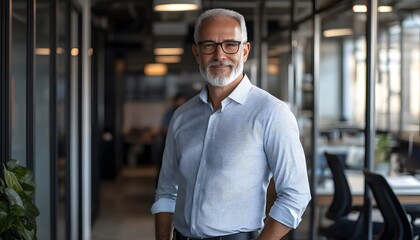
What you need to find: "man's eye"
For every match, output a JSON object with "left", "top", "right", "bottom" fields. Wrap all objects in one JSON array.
[
  {"left": 203, "top": 43, "right": 215, "bottom": 48},
  {"left": 225, "top": 42, "right": 237, "bottom": 47}
]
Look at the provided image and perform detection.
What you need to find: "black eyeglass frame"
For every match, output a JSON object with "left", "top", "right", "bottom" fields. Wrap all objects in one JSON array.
[{"left": 196, "top": 40, "right": 246, "bottom": 54}]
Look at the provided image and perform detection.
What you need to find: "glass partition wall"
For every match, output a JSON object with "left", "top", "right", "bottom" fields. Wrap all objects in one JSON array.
[
  {"left": 1, "top": 0, "right": 91, "bottom": 239},
  {"left": 265, "top": 0, "right": 420, "bottom": 239},
  {"left": 400, "top": 20, "right": 419, "bottom": 132},
  {"left": 11, "top": 0, "right": 28, "bottom": 164}
]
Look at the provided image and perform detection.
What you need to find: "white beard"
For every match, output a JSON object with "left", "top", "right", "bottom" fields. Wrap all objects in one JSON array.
[{"left": 199, "top": 55, "right": 244, "bottom": 87}]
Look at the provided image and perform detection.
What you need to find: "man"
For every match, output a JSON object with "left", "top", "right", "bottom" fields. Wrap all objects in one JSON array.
[{"left": 151, "top": 8, "right": 311, "bottom": 240}]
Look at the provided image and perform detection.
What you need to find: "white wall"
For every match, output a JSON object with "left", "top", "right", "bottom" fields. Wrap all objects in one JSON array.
[{"left": 319, "top": 40, "right": 341, "bottom": 123}]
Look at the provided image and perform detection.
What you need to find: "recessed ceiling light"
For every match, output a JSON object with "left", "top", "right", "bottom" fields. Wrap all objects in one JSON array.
[
  {"left": 154, "top": 48, "right": 184, "bottom": 56},
  {"left": 323, "top": 28, "right": 353, "bottom": 38},
  {"left": 144, "top": 63, "right": 168, "bottom": 76},
  {"left": 155, "top": 56, "right": 182, "bottom": 63},
  {"left": 153, "top": 0, "right": 201, "bottom": 12}
]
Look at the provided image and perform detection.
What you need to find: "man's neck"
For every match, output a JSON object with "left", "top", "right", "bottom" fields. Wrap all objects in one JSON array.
[{"left": 207, "top": 75, "right": 244, "bottom": 111}]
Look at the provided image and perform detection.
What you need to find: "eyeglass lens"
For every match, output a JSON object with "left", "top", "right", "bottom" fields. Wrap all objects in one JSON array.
[{"left": 199, "top": 41, "right": 241, "bottom": 54}]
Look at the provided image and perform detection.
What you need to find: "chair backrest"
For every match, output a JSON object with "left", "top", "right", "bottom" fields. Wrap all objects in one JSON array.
[
  {"left": 324, "top": 152, "right": 353, "bottom": 220},
  {"left": 363, "top": 170, "right": 413, "bottom": 240}
]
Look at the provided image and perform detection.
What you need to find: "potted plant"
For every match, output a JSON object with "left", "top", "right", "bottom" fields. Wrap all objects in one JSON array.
[
  {"left": 0, "top": 159, "right": 39, "bottom": 240},
  {"left": 375, "top": 133, "right": 392, "bottom": 163},
  {"left": 375, "top": 133, "right": 393, "bottom": 175}
]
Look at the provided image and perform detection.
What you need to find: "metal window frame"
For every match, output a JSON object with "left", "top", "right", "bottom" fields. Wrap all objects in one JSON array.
[
  {"left": 27, "top": 0, "right": 36, "bottom": 170},
  {"left": 1, "top": 0, "right": 12, "bottom": 166},
  {"left": 50, "top": 0, "right": 58, "bottom": 238}
]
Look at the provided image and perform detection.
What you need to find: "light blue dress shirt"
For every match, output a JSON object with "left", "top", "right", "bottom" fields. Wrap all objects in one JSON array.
[{"left": 151, "top": 75, "right": 311, "bottom": 238}]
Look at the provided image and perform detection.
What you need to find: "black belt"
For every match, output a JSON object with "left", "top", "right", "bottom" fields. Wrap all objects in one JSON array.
[{"left": 174, "top": 229, "right": 259, "bottom": 240}]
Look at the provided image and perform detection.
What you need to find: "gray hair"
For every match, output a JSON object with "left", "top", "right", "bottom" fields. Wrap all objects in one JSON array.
[{"left": 193, "top": 8, "right": 248, "bottom": 43}]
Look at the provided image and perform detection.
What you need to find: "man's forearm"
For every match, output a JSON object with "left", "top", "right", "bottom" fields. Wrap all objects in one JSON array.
[
  {"left": 257, "top": 217, "right": 291, "bottom": 240},
  {"left": 155, "top": 212, "right": 174, "bottom": 240}
]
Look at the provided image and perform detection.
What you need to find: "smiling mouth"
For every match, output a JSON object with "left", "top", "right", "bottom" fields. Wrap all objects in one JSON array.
[{"left": 211, "top": 65, "right": 229, "bottom": 69}]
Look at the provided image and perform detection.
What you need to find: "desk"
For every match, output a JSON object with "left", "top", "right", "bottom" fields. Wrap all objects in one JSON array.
[{"left": 316, "top": 171, "right": 420, "bottom": 206}]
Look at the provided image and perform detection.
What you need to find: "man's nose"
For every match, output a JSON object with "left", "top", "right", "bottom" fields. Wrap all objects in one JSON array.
[{"left": 214, "top": 44, "right": 226, "bottom": 61}]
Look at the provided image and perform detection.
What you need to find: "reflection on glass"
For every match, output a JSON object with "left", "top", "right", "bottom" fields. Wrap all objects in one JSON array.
[
  {"left": 267, "top": 33, "right": 291, "bottom": 101},
  {"left": 35, "top": 1, "right": 51, "bottom": 239},
  {"left": 295, "top": 20, "right": 313, "bottom": 114},
  {"left": 402, "top": 22, "right": 420, "bottom": 130},
  {"left": 57, "top": 0, "right": 69, "bottom": 238},
  {"left": 388, "top": 27, "right": 401, "bottom": 131},
  {"left": 11, "top": 0, "right": 27, "bottom": 165}
]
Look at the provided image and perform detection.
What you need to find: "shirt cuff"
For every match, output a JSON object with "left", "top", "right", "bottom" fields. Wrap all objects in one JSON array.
[
  {"left": 151, "top": 198, "right": 176, "bottom": 215},
  {"left": 268, "top": 203, "right": 303, "bottom": 229}
]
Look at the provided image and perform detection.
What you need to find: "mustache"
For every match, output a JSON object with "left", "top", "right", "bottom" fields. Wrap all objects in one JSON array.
[{"left": 207, "top": 60, "right": 234, "bottom": 67}]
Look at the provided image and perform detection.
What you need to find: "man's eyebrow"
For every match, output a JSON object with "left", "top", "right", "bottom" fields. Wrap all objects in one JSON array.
[{"left": 199, "top": 39, "right": 240, "bottom": 42}]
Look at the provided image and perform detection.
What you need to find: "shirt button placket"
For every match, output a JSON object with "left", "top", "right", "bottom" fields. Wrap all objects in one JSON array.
[{"left": 190, "top": 113, "right": 215, "bottom": 235}]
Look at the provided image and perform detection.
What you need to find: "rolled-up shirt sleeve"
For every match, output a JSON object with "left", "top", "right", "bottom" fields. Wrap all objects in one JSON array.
[
  {"left": 264, "top": 104, "right": 311, "bottom": 229},
  {"left": 151, "top": 126, "right": 178, "bottom": 215}
]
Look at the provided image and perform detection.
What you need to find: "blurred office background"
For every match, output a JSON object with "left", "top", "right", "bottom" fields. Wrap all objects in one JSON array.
[{"left": 0, "top": 0, "right": 419, "bottom": 239}]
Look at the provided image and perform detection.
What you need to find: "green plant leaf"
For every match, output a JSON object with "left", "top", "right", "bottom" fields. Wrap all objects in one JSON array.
[
  {"left": 4, "top": 188, "right": 23, "bottom": 207},
  {"left": 12, "top": 167, "right": 29, "bottom": 181},
  {"left": 19, "top": 171, "right": 34, "bottom": 183},
  {"left": 25, "top": 218, "right": 37, "bottom": 231},
  {"left": 0, "top": 230, "right": 14, "bottom": 240},
  {"left": 9, "top": 205, "right": 25, "bottom": 217},
  {"left": 15, "top": 218, "right": 34, "bottom": 240},
  {"left": 0, "top": 201, "right": 9, "bottom": 213},
  {"left": 3, "top": 168, "right": 23, "bottom": 193},
  {"left": 20, "top": 184, "right": 35, "bottom": 195},
  {"left": 5, "top": 160, "right": 20, "bottom": 171},
  {"left": 22, "top": 196, "right": 39, "bottom": 218},
  {"left": 0, "top": 212, "right": 13, "bottom": 235},
  {"left": 0, "top": 160, "right": 38, "bottom": 239}
]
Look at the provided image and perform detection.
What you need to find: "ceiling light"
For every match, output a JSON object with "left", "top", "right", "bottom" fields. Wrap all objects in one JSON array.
[
  {"left": 353, "top": 4, "right": 393, "bottom": 13},
  {"left": 353, "top": 4, "right": 367, "bottom": 12},
  {"left": 153, "top": 0, "right": 201, "bottom": 12},
  {"left": 35, "top": 48, "right": 50, "bottom": 55},
  {"left": 88, "top": 48, "right": 94, "bottom": 56},
  {"left": 378, "top": 6, "right": 393, "bottom": 13},
  {"left": 71, "top": 48, "right": 79, "bottom": 56},
  {"left": 323, "top": 28, "right": 353, "bottom": 38},
  {"left": 144, "top": 63, "right": 168, "bottom": 76},
  {"left": 154, "top": 48, "right": 184, "bottom": 55},
  {"left": 155, "top": 56, "right": 182, "bottom": 63}
]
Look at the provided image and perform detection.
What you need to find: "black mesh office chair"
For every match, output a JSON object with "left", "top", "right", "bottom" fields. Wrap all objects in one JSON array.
[
  {"left": 364, "top": 170, "right": 420, "bottom": 240},
  {"left": 323, "top": 152, "right": 358, "bottom": 220},
  {"left": 318, "top": 152, "right": 381, "bottom": 239}
]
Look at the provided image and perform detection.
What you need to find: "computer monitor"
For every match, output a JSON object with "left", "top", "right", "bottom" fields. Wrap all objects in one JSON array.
[{"left": 399, "top": 139, "right": 420, "bottom": 174}]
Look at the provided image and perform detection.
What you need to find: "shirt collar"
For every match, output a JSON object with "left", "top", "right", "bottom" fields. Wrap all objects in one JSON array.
[
  {"left": 198, "top": 74, "right": 252, "bottom": 105},
  {"left": 228, "top": 74, "right": 252, "bottom": 104}
]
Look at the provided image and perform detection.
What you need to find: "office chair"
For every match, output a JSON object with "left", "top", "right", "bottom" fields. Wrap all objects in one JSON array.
[
  {"left": 364, "top": 170, "right": 420, "bottom": 240},
  {"left": 323, "top": 152, "right": 362, "bottom": 220},
  {"left": 318, "top": 152, "right": 381, "bottom": 239}
]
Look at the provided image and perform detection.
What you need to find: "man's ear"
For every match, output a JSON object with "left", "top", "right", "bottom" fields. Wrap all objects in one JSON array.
[
  {"left": 192, "top": 44, "right": 201, "bottom": 64},
  {"left": 243, "top": 42, "right": 251, "bottom": 62}
]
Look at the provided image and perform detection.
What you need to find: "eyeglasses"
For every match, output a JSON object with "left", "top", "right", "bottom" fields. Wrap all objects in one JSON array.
[{"left": 197, "top": 41, "right": 244, "bottom": 54}]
